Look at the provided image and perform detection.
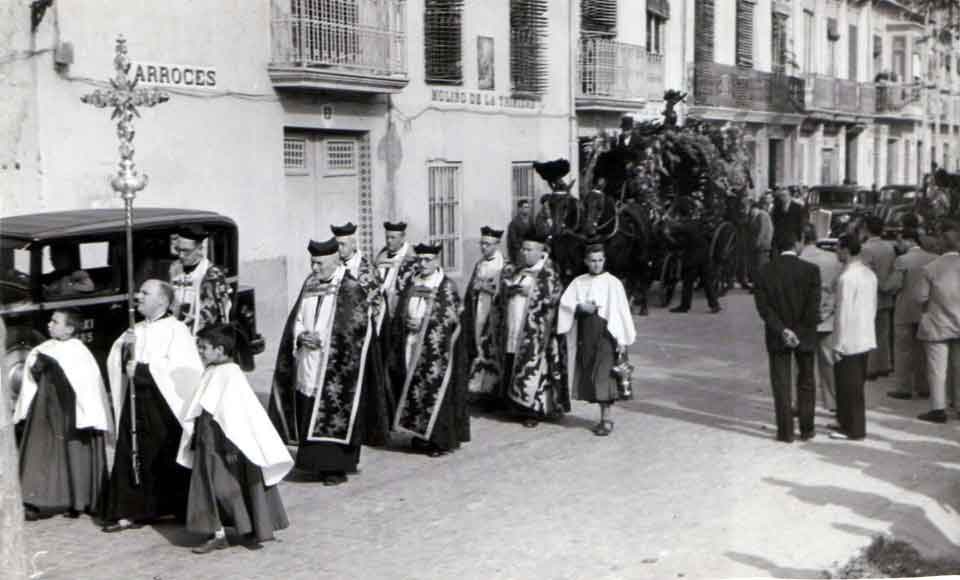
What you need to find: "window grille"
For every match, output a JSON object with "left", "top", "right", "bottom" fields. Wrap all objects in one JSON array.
[
  {"left": 284, "top": 137, "right": 308, "bottom": 174},
  {"left": 510, "top": 0, "right": 549, "bottom": 96},
  {"left": 427, "top": 163, "right": 462, "bottom": 273},
  {"left": 424, "top": 0, "right": 464, "bottom": 84},
  {"left": 735, "top": 0, "right": 755, "bottom": 69},
  {"left": 326, "top": 140, "right": 356, "bottom": 172},
  {"left": 358, "top": 134, "right": 374, "bottom": 258},
  {"left": 695, "top": 0, "right": 715, "bottom": 64},
  {"left": 291, "top": 0, "right": 360, "bottom": 66},
  {"left": 581, "top": 0, "right": 617, "bottom": 37},
  {"left": 771, "top": 13, "right": 788, "bottom": 72},
  {"left": 511, "top": 162, "right": 543, "bottom": 217}
]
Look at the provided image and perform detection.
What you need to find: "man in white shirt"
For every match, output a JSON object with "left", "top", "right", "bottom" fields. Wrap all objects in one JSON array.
[
  {"left": 830, "top": 234, "right": 878, "bottom": 440},
  {"left": 915, "top": 219, "right": 960, "bottom": 423}
]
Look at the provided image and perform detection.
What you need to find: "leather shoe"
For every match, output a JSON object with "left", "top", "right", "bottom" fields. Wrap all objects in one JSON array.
[
  {"left": 917, "top": 410, "right": 948, "bottom": 424},
  {"left": 669, "top": 306, "right": 689, "bottom": 313},
  {"left": 102, "top": 520, "right": 140, "bottom": 533},
  {"left": 800, "top": 431, "right": 816, "bottom": 441},
  {"left": 887, "top": 391, "right": 913, "bottom": 400},
  {"left": 709, "top": 305, "right": 722, "bottom": 314},
  {"left": 322, "top": 473, "right": 348, "bottom": 486},
  {"left": 828, "top": 430, "right": 850, "bottom": 440},
  {"left": 192, "top": 535, "right": 229, "bottom": 555}
]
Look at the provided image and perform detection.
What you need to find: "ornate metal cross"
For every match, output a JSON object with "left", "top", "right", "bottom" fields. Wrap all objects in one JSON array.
[{"left": 81, "top": 36, "right": 169, "bottom": 488}]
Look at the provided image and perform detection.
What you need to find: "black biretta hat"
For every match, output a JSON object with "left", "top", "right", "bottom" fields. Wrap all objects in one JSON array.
[
  {"left": 177, "top": 224, "right": 209, "bottom": 243},
  {"left": 308, "top": 237, "right": 339, "bottom": 256},
  {"left": 330, "top": 222, "right": 358, "bottom": 236},
  {"left": 384, "top": 221, "right": 407, "bottom": 232},
  {"left": 480, "top": 226, "right": 504, "bottom": 239},
  {"left": 413, "top": 242, "right": 442, "bottom": 255}
]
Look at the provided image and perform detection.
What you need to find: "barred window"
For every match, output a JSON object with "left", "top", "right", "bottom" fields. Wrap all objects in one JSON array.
[
  {"left": 428, "top": 163, "right": 462, "bottom": 272},
  {"left": 424, "top": 0, "right": 463, "bottom": 84},
  {"left": 326, "top": 140, "right": 356, "bottom": 173},
  {"left": 291, "top": 0, "right": 360, "bottom": 65},
  {"left": 284, "top": 137, "right": 309, "bottom": 175},
  {"left": 735, "top": 0, "right": 755, "bottom": 69},
  {"left": 771, "top": 13, "right": 788, "bottom": 72},
  {"left": 510, "top": 0, "right": 549, "bottom": 96}
]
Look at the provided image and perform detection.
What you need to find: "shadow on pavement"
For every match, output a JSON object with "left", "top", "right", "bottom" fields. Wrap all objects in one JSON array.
[
  {"left": 622, "top": 400, "right": 773, "bottom": 441},
  {"left": 724, "top": 550, "right": 829, "bottom": 579}
]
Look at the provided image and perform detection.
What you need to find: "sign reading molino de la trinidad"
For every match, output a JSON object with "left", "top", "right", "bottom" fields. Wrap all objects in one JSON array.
[{"left": 430, "top": 88, "right": 542, "bottom": 111}]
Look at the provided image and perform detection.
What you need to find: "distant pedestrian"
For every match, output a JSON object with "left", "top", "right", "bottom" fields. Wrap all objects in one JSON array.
[
  {"left": 506, "top": 200, "right": 533, "bottom": 265},
  {"left": 799, "top": 224, "right": 842, "bottom": 413},
  {"left": 748, "top": 201, "right": 774, "bottom": 290},
  {"left": 915, "top": 219, "right": 960, "bottom": 423},
  {"left": 178, "top": 325, "right": 292, "bottom": 554},
  {"left": 884, "top": 228, "right": 937, "bottom": 400},
  {"left": 830, "top": 234, "right": 878, "bottom": 440},
  {"left": 557, "top": 244, "right": 636, "bottom": 436},
  {"left": 860, "top": 216, "right": 896, "bottom": 379},
  {"left": 754, "top": 233, "right": 821, "bottom": 443}
]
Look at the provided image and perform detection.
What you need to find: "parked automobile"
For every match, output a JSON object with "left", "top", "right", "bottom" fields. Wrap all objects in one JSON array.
[
  {"left": 876, "top": 184, "right": 920, "bottom": 240},
  {"left": 1, "top": 208, "right": 265, "bottom": 405},
  {"left": 807, "top": 185, "right": 873, "bottom": 250}
]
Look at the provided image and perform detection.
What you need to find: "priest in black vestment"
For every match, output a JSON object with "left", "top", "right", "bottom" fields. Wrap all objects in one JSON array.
[
  {"left": 268, "top": 238, "right": 390, "bottom": 486},
  {"left": 100, "top": 279, "right": 203, "bottom": 532}
]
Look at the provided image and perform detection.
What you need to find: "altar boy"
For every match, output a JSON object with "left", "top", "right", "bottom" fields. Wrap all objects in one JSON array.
[{"left": 178, "top": 325, "right": 293, "bottom": 554}]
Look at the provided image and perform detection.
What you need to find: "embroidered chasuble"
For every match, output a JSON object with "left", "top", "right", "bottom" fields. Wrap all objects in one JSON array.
[{"left": 463, "top": 252, "right": 506, "bottom": 396}]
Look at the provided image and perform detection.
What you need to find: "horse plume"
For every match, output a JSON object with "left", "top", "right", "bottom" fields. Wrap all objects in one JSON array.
[{"left": 533, "top": 159, "right": 573, "bottom": 192}]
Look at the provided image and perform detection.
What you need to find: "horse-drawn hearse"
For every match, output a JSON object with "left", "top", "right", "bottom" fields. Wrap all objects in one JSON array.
[{"left": 529, "top": 91, "right": 749, "bottom": 314}]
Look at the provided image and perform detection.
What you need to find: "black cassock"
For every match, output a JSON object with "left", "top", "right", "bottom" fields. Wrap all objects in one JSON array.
[{"left": 101, "top": 363, "right": 191, "bottom": 523}]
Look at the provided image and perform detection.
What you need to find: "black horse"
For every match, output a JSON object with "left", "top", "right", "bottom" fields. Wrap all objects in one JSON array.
[{"left": 540, "top": 190, "right": 653, "bottom": 315}]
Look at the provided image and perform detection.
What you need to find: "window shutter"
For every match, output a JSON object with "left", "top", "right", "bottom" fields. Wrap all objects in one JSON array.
[
  {"left": 510, "top": 0, "right": 549, "bottom": 96},
  {"left": 424, "top": 0, "right": 464, "bottom": 84},
  {"left": 736, "top": 0, "right": 755, "bottom": 69},
  {"left": 695, "top": 0, "right": 715, "bottom": 64},
  {"left": 581, "top": 0, "right": 617, "bottom": 37}
]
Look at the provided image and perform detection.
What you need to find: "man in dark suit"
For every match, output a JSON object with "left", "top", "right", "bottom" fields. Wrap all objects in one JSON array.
[
  {"left": 754, "top": 233, "right": 822, "bottom": 442},
  {"left": 667, "top": 201, "right": 721, "bottom": 314}
]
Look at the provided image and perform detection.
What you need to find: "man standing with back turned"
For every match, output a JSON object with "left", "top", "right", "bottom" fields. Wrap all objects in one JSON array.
[{"left": 754, "top": 234, "right": 821, "bottom": 443}]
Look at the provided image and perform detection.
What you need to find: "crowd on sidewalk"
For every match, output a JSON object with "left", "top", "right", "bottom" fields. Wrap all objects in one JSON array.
[
  {"left": 10, "top": 217, "right": 637, "bottom": 554},
  {"left": 750, "top": 189, "right": 960, "bottom": 442}
]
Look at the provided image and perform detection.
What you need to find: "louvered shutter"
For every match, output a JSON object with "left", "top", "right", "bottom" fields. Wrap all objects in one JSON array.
[
  {"left": 695, "top": 0, "right": 715, "bottom": 63},
  {"left": 736, "top": 0, "right": 755, "bottom": 69},
  {"left": 424, "top": 0, "right": 464, "bottom": 84},
  {"left": 581, "top": 0, "right": 617, "bottom": 37},
  {"left": 510, "top": 0, "right": 549, "bottom": 96}
]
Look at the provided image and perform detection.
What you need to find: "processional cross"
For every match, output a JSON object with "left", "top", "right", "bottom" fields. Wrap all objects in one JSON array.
[{"left": 81, "top": 35, "right": 169, "bottom": 486}]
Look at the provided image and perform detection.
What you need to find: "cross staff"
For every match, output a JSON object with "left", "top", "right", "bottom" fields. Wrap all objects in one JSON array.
[{"left": 81, "top": 35, "right": 169, "bottom": 487}]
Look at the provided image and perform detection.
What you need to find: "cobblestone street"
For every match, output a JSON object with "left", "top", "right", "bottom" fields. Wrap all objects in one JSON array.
[{"left": 23, "top": 292, "right": 960, "bottom": 579}]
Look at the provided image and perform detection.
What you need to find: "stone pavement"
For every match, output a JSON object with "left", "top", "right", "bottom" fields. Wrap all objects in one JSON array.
[{"left": 22, "top": 292, "right": 960, "bottom": 579}]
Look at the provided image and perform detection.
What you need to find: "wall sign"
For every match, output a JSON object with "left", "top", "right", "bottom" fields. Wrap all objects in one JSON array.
[
  {"left": 430, "top": 88, "right": 541, "bottom": 110},
  {"left": 132, "top": 61, "right": 217, "bottom": 89}
]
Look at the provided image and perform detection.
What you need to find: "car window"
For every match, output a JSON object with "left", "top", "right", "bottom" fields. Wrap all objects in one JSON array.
[
  {"left": 0, "top": 240, "right": 31, "bottom": 307},
  {"left": 41, "top": 240, "right": 120, "bottom": 300}
]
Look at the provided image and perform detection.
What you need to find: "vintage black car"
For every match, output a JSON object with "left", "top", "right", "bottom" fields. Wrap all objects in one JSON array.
[
  {"left": 876, "top": 184, "right": 920, "bottom": 240},
  {"left": 807, "top": 185, "right": 873, "bottom": 250},
  {"left": 1, "top": 209, "right": 264, "bottom": 402}
]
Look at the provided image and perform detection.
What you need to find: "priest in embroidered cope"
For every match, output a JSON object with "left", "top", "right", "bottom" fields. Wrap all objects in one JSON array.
[
  {"left": 373, "top": 221, "right": 416, "bottom": 331},
  {"left": 464, "top": 226, "right": 508, "bottom": 407},
  {"left": 169, "top": 225, "right": 232, "bottom": 335},
  {"left": 101, "top": 280, "right": 203, "bottom": 532},
  {"left": 388, "top": 243, "right": 470, "bottom": 456},
  {"left": 557, "top": 244, "right": 637, "bottom": 436},
  {"left": 268, "top": 238, "right": 389, "bottom": 486},
  {"left": 500, "top": 232, "right": 569, "bottom": 427},
  {"left": 15, "top": 309, "right": 113, "bottom": 520}
]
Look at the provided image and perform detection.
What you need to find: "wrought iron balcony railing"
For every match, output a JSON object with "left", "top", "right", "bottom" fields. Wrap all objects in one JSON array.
[
  {"left": 692, "top": 62, "right": 804, "bottom": 114},
  {"left": 269, "top": 0, "right": 407, "bottom": 92},
  {"left": 804, "top": 75, "right": 860, "bottom": 114},
  {"left": 577, "top": 37, "right": 665, "bottom": 105},
  {"left": 875, "top": 82, "right": 923, "bottom": 116}
]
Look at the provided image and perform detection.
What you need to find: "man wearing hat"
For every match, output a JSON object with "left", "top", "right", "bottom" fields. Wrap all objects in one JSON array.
[
  {"left": 268, "top": 238, "right": 390, "bottom": 485},
  {"left": 332, "top": 221, "right": 383, "bottom": 324},
  {"left": 463, "top": 226, "right": 508, "bottom": 407},
  {"left": 169, "top": 225, "right": 232, "bottom": 335},
  {"left": 557, "top": 243, "right": 636, "bottom": 436},
  {"left": 373, "top": 221, "right": 416, "bottom": 332},
  {"left": 388, "top": 243, "right": 470, "bottom": 456},
  {"left": 506, "top": 201, "right": 533, "bottom": 264},
  {"left": 499, "top": 231, "right": 568, "bottom": 427}
]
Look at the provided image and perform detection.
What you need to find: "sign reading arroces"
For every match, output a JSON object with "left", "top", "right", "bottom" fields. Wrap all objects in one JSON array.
[{"left": 132, "top": 62, "right": 217, "bottom": 89}]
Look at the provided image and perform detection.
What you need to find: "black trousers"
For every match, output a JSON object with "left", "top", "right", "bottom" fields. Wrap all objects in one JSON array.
[
  {"left": 768, "top": 350, "right": 815, "bottom": 441},
  {"left": 834, "top": 353, "right": 867, "bottom": 439},
  {"left": 680, "top": 260, "right": 719, "bottom": 309}
]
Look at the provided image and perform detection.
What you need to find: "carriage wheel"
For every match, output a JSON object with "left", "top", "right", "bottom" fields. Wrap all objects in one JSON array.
[
  {"left": 709, "top": 222, "right": 738, "bottom": 298},
  {"left": 659, "top": 252, "right": 681, "bottom": 308}
]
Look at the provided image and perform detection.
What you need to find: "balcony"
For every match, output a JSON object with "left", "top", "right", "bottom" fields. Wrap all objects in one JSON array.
[
  {"left": 803, "top": 75, "right": 864, "bottom": 117},
  {"left": 692, "top": 62, "right": 805, "bottom": 117},
  {"left": 576, "top": 37, "right": 665, "bottom": 111},
  {"left": 269, "top": 0, "right": 408, "bottom": 94},
  {"left": 875, "top": 82, "right": 923, "bottom": 120},
  {"left": 859, "top": 83, "right": 876, "bottom": 114}
]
